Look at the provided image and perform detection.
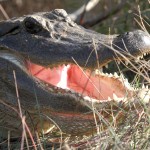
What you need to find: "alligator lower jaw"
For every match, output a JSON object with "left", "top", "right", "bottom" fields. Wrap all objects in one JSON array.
[{"left": 27, "top": 61, "right": 136, "bottom": 102}]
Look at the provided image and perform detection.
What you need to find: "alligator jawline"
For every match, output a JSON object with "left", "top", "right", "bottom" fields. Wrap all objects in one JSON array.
[
  {"left": 1, "top": 51, "right": 149, "bottom": 103},
  {"left": 27, "top": 61, "right": 135, "bottom": 102}
]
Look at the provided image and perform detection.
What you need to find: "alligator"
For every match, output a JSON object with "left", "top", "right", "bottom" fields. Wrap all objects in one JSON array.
[{"left": 0, "top": 9, "right": 150, "bottom": 139}]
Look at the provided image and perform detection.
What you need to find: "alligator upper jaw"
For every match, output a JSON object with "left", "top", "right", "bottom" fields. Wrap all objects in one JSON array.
[{"left": 0, "top": 9, "right": 150, "bottom": 70}]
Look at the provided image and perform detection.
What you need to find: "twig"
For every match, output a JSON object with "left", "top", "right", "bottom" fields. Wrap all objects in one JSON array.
[
  {"left": 7, "top": 131, "right": 10, "bottom": 150},
  {"left": 0, "top": 4, "right": 9, "bottom": 20},
  {"left": 69, "top": 0, "right": 100, "bottom": 22},
  {"left": 82, "top": 0, "right": 127, "bottom": 27}
]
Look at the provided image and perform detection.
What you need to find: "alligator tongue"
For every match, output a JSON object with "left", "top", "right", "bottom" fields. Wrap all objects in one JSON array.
[{"left": 27, "top": 62, "right": 128, "bottom": 101}]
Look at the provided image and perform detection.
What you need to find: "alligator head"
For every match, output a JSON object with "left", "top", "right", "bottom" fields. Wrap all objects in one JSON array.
[{"left": 0, "top": 9, "right": 150, "bottom": 137}]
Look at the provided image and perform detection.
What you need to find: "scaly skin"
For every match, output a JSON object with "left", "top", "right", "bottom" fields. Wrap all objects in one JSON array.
[
  {"left": 0, "top": 9, "right": 150, "bottom": 68},
  {"left": 0, "top": 9, "right": 150, "bottom": 137}
]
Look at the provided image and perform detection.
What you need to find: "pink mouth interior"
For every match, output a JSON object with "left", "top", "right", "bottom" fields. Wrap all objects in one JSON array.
[{"left": 27, "top": 62, "right": 127, "bottom": 101}]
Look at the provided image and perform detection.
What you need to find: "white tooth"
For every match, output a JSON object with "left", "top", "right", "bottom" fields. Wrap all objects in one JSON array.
[
  {"left": 83, "top": 96, "right": 99, "bottom": 103},
  {"left": 146, "top": 85, "right": 148, "bottom": 89},
  {"left": 142, "top": 84, "right": 145, "bottom": 89},
  {"left": 113, "top": 93, "right": 118, "bottom": 100},
  {"left": 105, "top": 64, "right": 108, "bottom": 68},
  {"left": 114, "top": 72, "right": 119, "bottom": 78},
  {"left": 125, "top": 78, "right": 129, "bottom": 83},
  {"left": 95, "top": 69, "right": 99, "bottom": 75},
  {"left": 143, "top": 53, "right": 146, "bottom": 56},
  {"left": 108, "top": 73, "right": 113, "bottom": 77},
  {"left": 113, "top": 93, "right": 125, "bottom": 102},
  {"left": 125, "top": 61, "right": 129, "bottom": 65},
  {"left": 108, "top": 97, "right": 112, "bottom": 101},
  {"left": 137, "top": 57, "right": 140, "bottom": 60},
  {"left": 94, "top": 70, "right": 97, "bottom": 75}
]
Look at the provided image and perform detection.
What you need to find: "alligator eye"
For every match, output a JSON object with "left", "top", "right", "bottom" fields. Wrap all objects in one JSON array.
[{"left": 24, "top": 17, "right": 42, "bottom": 34}]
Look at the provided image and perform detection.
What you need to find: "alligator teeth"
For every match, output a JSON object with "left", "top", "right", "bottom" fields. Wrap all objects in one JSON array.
[
  {"left": 113, "top": 93, "right": 124, "bottom": 102},
  {"left": 135, "top": 59, "right": 139, "bottom": 62},
  {"left": 136, "top": 55, "right": 144, "bottom": 60},
  {"left": 105, "top": 73, "right": 109, "bottom": 76},
  {"left": 114, "top": 72, "right": 119, "bottom": 78},
  {"left": 108, "top": 97, "right": 112, "bottom": 101},
  {"left": 142, "top": 84, "right": 145, "bottom": 89},
  {"left": 108, "top": 73, "right": 113, "bottom": 77},
  {"left": 137, "top": 56, "right": 140, "bottom": 60},
  {"left": 124, "top": 78, "right": 129, "bottom": 83},
  {"left": 94, "top": 69, "right": 102, "bottom": 75},
  {"left": 84, "top": 96, "right": 99, "bottom": 103},
  {"left": 140, "top": 55, "right": 143, "bottom": 59},
  {"left": 141, "top": 84, "right": 149, "bottom": 90},
  {"left": 105, "top": 64, "right": 108, "bottom": 69},
  {"left": 113, "top": 93, "right": 117, "bottom": 100}
]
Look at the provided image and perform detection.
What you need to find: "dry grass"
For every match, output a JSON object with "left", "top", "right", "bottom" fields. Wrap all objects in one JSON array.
[{"left": 0, "top": 1, "right": 149, "bottom": 150}]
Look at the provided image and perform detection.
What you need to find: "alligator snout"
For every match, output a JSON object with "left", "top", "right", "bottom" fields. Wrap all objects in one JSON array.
[
  {"left": 127, "top": 30, "right": 150, "bottom": 54},
  {"left": 140, "top": 31, "right": 150, "bottom": 47}
]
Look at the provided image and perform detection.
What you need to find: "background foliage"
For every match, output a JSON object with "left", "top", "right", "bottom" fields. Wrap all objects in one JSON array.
[{"left": 0, "top": 0, "right": 149, "bottom": 34}]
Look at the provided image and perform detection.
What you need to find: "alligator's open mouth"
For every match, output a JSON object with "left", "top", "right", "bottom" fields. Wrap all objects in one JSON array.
[
  {"left": 24, "top": 41, "right": 150, "bottom": 103},
  {"left": 27, "top": 61, "right": 135, "bottom": 102},
  {"left": 1, "top": 50, "right": 150, "bottom": 105}
]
